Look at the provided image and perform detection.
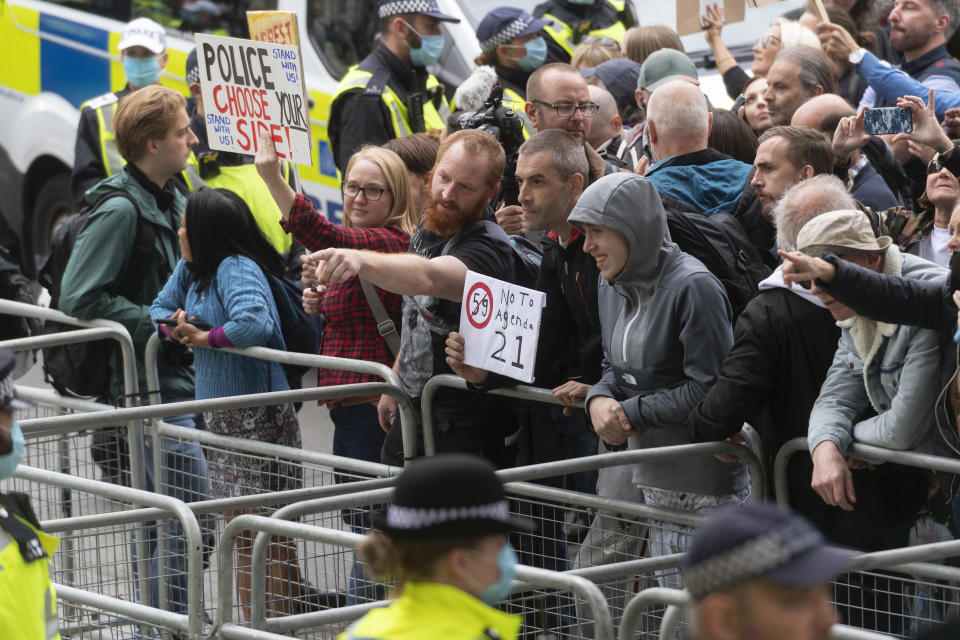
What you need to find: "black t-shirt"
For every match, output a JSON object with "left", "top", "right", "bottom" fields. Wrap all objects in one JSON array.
[{"left": 398, "top": 219, "right": 515, "bottom": 420}]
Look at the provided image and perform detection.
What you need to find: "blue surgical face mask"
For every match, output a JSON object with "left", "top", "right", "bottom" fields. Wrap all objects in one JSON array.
[
  {"left": 0, "top": 420, "right": 24, "bottom": 480},
  {"left": 567, "top": 0, "right": 596, "bottom": 4},
  {"left": 513, "top": 37, "right": 547, "bottom": 71},
  {"left": 123, "top": 54, "right": 160, "bottom": 88},
  {"left": 403, "top": 21, "right": 445, "bottom": 68},
  {"left": 478, "top": 542, "right": 517, "bottom": 605}
]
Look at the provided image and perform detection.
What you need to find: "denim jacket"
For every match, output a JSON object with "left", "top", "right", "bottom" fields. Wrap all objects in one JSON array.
[{"left": 808, "top": 251, "right": 946, "bottom": 456}]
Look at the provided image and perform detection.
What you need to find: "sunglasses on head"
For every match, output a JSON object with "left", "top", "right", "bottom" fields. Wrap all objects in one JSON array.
[{"left": 581, "top": 34, "right": 618, "bottom": 47}]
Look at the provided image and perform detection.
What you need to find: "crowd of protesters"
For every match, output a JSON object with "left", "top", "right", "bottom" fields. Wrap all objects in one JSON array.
[{"left": 23, "top": 0, "right": 960, "bottom": 637}]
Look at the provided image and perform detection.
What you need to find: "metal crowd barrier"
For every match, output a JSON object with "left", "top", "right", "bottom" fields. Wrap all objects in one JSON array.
[
  {"left": 144, "top": 332, "right": 420, "bottom": 461},
  {"left": 225, "top": 513, "right": 615, "bottom": 640},
  {"left": 618, "top": 587, "right": 898, "bottom": 640},
  {"left": 9, "top": 464, "right": 204, "bottom": 638}
]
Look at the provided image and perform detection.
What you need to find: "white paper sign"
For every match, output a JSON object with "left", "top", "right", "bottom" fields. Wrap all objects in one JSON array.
[
  {"left": 194, "top": 33, "right": 312, "bottom": 165},
  {"left": 459, "top": 270, "right": 546, "bottom": 384}
]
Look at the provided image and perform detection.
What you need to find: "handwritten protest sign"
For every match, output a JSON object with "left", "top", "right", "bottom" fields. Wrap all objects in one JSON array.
[
  {"left": 678, "top": 0, "right": 745, "bottom": 36},
  {"left": 459, "top": 271, "right": 545, "bottom": 384},
  {"left": 194, "top": 33, "right": 312, "bottom": 165},
  {"left": 247, "top": 11, "right": 300, "bottom": 46}
]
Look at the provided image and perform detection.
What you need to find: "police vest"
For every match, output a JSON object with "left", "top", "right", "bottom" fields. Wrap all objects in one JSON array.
[
  {"left": 332, "top": 66, "right": 448, "bottom": 140},
  {"left": 502, "top": 85, "right": 534, "bottom": 140},
  {"left": 542, "top": 0, "right": 628, "bottom": 57},
  {"left": 0, "top": 498, "right": 59, "bottom": 640},
  {"left": 184, "top": 155, "right": 293, "bottom": 254},
  {"left": 81, "top": 92, "right": 125, "bottom": 180}
]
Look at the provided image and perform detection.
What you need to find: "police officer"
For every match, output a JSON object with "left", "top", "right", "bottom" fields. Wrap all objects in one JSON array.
[
  {"left": 473, "top": 7, "right": 551, "bottom": 139},
  {"left": 0, "top": 349, "right": 60, "bottom": 640},
  {"left": 341, "top": 454, "right": 531, "bottom": 640},
  {"left": 533, "top": 0, "right": 636, "bottom": 65},
  {"left": 71, "top": 17, "right": 169, "bottom": 208},
  {"left": 328, "top": 0, "right": 458, "bottom": 175}
]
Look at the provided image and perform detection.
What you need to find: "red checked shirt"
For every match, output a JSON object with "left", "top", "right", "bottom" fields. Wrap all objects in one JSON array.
[{"left": 281, "top": 194, "right": 409, "bottom": 397}]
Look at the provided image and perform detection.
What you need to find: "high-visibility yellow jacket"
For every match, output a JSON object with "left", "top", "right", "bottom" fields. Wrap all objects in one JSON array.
[
  {"left": 338, "top": 581, "right": 520, "bottom": 640},
  {"left": 0, "top": 497, "right": 59, "bottom": 640}
]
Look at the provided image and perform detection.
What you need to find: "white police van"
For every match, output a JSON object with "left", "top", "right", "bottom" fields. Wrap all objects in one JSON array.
[{"left": 0, "top": 0, "right": 798, "bottom": 276}]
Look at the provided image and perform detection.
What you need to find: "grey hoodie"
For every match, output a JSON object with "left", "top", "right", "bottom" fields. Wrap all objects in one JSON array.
[{"left": 570, "top": 174, "right": 750, "bottom": 496}]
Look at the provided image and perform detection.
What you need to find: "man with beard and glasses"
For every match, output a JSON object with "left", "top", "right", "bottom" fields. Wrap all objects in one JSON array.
[{"left": 311, "top": 130, "right": 519, "bottom": 468}]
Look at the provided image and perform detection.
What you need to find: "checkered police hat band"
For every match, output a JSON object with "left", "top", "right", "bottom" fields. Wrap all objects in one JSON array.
[
  {"left": 186, "top": 66, "right": 200, "bottom": 85},
  {"left": 379, "top": 0, "right": 434, "bottom": 18},
  {"left": 482, "top": 17, "right": 530, "bottom": 51},
  {"left": 684, "top": 521, "right": 823, "bottom": 600},
  {"left": 385, "top": 500, "right": 511, "bottom": 530}
]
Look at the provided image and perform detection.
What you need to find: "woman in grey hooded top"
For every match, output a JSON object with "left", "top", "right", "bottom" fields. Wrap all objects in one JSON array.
[{"left": 568, "top": 173, "right": 751, "bottom": 572}]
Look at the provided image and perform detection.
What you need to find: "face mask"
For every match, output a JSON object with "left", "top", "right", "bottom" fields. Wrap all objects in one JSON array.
[
  {"left": 478, "top": 542, "right": 518, "bottom": 605},
  {"left": 123, "top": 55, "right": 160, "bottom": 88},
  {"left": 403, "top": 21, "right": 445, "bottom": 67},
  {"left": 0, "top": 420, "right": 24, "bottom": 480},
  {"left": 514, "top": 37, "right": 547, "bottom": 71},
  {"left": 566, "top": 0, "right": 596, "bottom": 4}
]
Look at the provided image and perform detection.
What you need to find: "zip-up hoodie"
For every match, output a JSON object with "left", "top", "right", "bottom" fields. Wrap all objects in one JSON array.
[{"left": 570, "top": 174, "right": 749, "bottom": 496}]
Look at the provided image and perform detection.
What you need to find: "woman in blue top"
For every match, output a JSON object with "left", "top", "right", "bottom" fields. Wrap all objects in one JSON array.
[{"left": 151, "top": 188, "right": 306, "bottom": 618}]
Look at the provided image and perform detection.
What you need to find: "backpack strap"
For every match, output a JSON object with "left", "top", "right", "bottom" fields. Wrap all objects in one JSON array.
[
  {"left": 358, "top": 277, "right": 401, "bottom": 358},
  {"left": 95, "top": 190, "right": 166, "bottom": 300}
]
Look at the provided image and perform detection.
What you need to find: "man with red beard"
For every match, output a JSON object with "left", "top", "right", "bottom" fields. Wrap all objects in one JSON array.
[{"left": 312, "top": 130, "right": 518, "bottom": 467}]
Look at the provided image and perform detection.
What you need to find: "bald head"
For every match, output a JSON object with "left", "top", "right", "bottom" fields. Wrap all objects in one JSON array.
[
  {"left": 646, "top": 80, "right": 711, "bottom": 160},
  {"left": 790, "top": 94, "right": 855, "bottom": 133},
  {"left": 587, "top": 85, "right": 622, "bottom": 150}
]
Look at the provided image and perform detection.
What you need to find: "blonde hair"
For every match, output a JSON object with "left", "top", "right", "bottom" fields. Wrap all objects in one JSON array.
[
  {"left": 358, "top": 531, "right": 484, "bottom": 594},
  {"left": 623, "top": 25, "right": 685, "bottom": 65},
  {"left": 570, "top": 40, "right": 622, "bottom": 69},
  {"left": 343, "top": 146, "right": 417, "bottom": 235},
  {"left": 773, "top": 18, "right": 822, "bottom": 50},
  {"left": 113, "top": 85, "right": 185, "bottom": 163}
]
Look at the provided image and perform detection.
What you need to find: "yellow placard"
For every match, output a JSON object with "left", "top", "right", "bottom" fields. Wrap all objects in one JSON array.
[{"left": 247, "top": 11, "right": 299, "bottom": 46}]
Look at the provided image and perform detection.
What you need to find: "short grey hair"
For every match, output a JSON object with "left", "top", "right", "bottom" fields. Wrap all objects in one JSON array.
[
  {"left": 774, "top": 46, "right": 836, "bottom": 95},
  {"left": 646, "top": 80, "right": 710, "bottom": 144},
  {"left": 928, "top": 0, "right": 960, "bottom": 38},
  {"left": 519, "top": 129, "right": 589, "bottom": 182},
  {"left": 773, "top": 175, "right": 857, "bottom": 251}
]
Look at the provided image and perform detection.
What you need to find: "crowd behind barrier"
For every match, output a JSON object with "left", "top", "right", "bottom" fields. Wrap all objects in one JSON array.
[{"left": 4, "top": 313, "right": 960, "bottom": 637}]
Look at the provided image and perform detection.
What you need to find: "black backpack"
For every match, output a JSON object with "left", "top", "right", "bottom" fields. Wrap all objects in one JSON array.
[
  {"left": 443, "top": 219, "right": 543, "bottom": 290},
  {"left": 664, "top": 209, "right": 772, "bottom": 318},
  {"left": 264, "top": 271, "right": 323, "bottom": 390},
  {"left": 38, "top": 190, "right": 166, "bottom": 400},
  {"left": 213, "top": 268, "right": 322, "bottom": 391}
]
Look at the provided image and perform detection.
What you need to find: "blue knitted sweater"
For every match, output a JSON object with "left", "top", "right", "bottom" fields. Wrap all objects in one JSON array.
[{"left": 151, "top": 256, "right": 289, "bottom": 399}]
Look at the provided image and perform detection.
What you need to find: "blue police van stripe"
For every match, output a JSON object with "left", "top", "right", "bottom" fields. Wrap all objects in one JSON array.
[{"left": 39, "top": 13, "right": 110, "bottom": 108}]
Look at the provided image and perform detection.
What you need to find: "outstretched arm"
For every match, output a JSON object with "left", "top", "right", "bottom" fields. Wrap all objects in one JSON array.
[{"left": 314, "top": 247, "right": 468, "bottom": 302}]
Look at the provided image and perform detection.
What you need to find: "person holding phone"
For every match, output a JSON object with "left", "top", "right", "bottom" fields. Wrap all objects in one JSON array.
[
  {"left": 257, "top": 133, "right": 416, "bottom": 603},
  {"left": 150, "top": 188, "right": 319, "bottom": 618}
]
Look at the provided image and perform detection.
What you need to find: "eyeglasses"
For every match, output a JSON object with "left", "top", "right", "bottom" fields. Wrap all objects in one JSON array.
[
  {"left": 581, "top": 34, "right": 619, "bottom": 47},
  {"left": 928, "top": 155, "right": 946, "bottom": 175},
  {"left": 343, "top": 182, "right": 391, "bottom": 200},
  {"left": 533, "top": 99, "right": 599, "bottom": 118},
  {"left": 758, "top": 34, "right": 781, "bottom": 49}
]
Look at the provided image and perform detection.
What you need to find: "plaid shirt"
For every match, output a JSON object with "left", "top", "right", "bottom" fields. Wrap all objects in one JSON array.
[{"left": 281, "top": 194, "right": 409, "bottom": 395}]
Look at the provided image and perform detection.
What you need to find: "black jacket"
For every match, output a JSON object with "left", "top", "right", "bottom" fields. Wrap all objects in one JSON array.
[
  {"left": 329, "top": 44, "right": 437, "bottom": 174},
  {"left": 688, "top": 287, "right": 841, "bottom": 526},
  {"left": 534, "top": 228, "right": 602, "bottom": 388},
  {"left": 71, "top": 88, "right": 130, "bottom": 208}
]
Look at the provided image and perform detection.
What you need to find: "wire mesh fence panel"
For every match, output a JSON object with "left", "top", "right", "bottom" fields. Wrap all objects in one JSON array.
[{"left": 56, "top": 597, "right": 187, "bottom": 640}]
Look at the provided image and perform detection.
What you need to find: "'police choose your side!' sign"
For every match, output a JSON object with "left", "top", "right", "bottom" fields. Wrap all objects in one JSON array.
[
  {"left": 195, "top": 33, "right": 312, "bottom": 165},
  {"left": 459, "top": 271, "right": 545, "bottom": 384}
]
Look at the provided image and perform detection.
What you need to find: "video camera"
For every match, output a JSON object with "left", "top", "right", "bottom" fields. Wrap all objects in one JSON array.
[{"left": 456, "top": 84, "right": 525, "bottom": 206}]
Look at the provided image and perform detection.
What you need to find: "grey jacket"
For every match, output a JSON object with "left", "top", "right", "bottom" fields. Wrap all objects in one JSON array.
[
  {"left": 572, "top": 174, "right": 750, "bottom": 496},
  {"left": 808, "top": 250, "right": 946, "bottom": 457}
]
